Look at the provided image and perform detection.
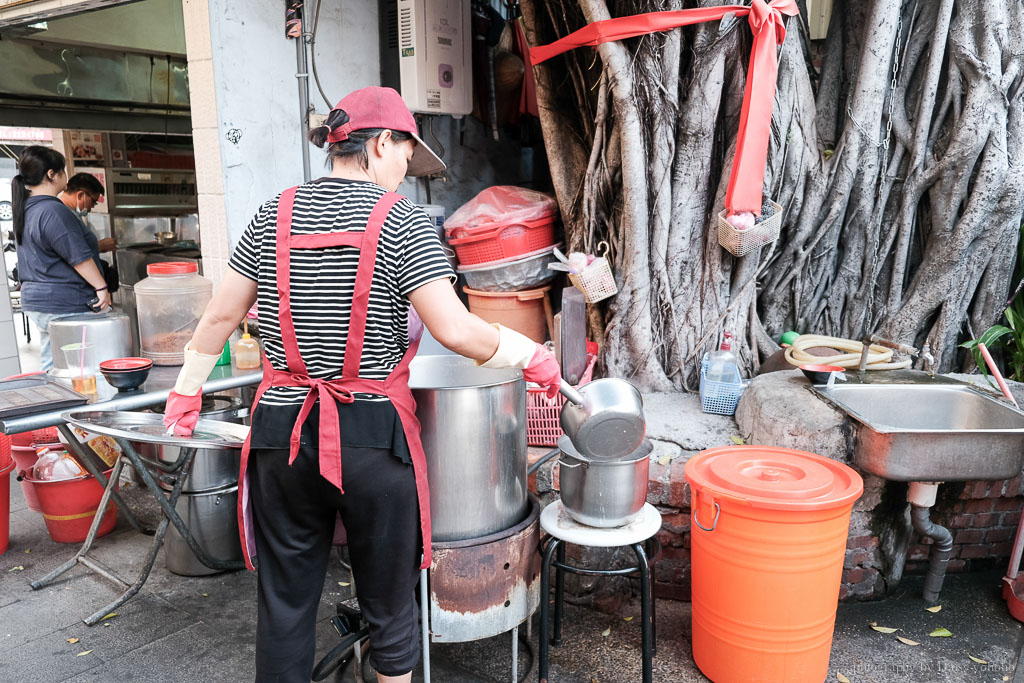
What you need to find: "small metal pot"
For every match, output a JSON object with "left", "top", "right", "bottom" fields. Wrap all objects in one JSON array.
[
  {"left": 559, "top": 378, "right": 646, "bottom": 460},
  {"left": 557, "top": 435, "right": 651, "bottom": 528}
]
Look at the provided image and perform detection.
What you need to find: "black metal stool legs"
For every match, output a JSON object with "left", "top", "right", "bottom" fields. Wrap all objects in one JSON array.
[
  {"left": 632, "top": 542, "right": 654, "bottom": 683},
  {"left": 552, "top": 541, "right": 566, "bottom": 646},
  {"left": 538, "top": 537, "right": 561, "bottom": 683}
]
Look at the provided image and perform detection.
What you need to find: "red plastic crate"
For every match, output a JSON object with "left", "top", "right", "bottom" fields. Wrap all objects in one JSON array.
[
  {"left": 448, "top": 216, "right": 557, "bottom": 266},
  {"left": 526, "top": 353, "right": 597, "bottom": 447}
]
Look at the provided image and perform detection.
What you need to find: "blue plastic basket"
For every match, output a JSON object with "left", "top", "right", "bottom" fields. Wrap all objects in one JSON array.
[{"left": 699, "top": 353, "right": 746, "bottom": 416}]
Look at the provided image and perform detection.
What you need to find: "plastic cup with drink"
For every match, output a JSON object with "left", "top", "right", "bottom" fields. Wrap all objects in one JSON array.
[{"left": 61, "top": 342, "right": 98, "bottom": 398}]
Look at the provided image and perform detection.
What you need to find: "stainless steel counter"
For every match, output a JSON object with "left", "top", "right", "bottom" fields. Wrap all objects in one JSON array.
[{"left": 0, "top": 364, "right": 262, "bottom": 434}]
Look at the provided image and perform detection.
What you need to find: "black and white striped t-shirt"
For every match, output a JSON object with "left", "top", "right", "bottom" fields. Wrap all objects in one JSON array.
[{"left": 229, "top": 178, "right": 455, "bottom": 415}]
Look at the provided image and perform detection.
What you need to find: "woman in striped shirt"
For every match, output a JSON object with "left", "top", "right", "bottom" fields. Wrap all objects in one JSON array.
[{"left": 164, "top": 87, "right": 561, "bottom": 683}]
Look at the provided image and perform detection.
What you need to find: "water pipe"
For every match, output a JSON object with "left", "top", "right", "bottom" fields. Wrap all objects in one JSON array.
[{"left": 908, "top": 482, "right": 953, "bottom": 603}]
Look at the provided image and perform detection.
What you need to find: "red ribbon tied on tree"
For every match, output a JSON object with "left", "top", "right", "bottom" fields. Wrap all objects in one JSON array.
[{"left": 529, "top": 0, "right": 799, "bottom": 214}]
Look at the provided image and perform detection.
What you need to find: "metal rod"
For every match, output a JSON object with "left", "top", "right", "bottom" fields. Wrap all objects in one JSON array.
[
  {"left": 553, "top": 542, "right": 566, "bottom": 646},
  {"left": 420, "top": 567, "right": 430, "bottom": 683},
  {"left": 634, "top": 542, "right": 653, "bottom": 683},
  {"left": 538, "top": 537, "right": 560, "bottom": 682},
  {"left": 30, "top": 456, "right": 126, "bottom": 591},
  {"left": 296, "top": 18, "right": 312, "bottom": 182},
  {"left": 0, "top": 371, "right": 262, "bottom": 435},
  {"left": 511, "top": 623, "right": 518, "bottom": 683},
  {"left": 56, "top": 423, "right": 149, "bottom": 534},
  {"left": 78, "top": 556, "right": 130, "bottom": 589}
]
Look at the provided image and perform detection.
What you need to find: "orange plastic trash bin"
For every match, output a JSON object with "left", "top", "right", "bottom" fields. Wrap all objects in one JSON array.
[{"left": 685, "top": 446, "right": 863, "bottom": 682}]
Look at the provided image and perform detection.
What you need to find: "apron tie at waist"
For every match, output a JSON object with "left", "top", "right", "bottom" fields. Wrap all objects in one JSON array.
[{"left": 265, "top": 366, "right": 385, "bottom": 494}]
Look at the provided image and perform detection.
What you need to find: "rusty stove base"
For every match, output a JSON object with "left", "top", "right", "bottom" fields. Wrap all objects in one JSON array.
[{"left": 427, "top": 494, "right": 542, "bottom": 643}]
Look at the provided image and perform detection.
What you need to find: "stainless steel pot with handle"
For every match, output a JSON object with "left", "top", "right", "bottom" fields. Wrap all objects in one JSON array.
[
  {"left": 557, "top": 435, "right": 651, "bottom": 527},
  {"left": 559, "top": 378, "right": 646, "bottom": 460},
  {"left": 48, "top": 311, "right": 133, "bottom": 374},
  {"left": 409, "top": 355, "right": 527, "bottom": 542}
]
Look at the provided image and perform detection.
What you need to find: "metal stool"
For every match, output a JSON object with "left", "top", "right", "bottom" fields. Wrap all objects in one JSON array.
[{"left": 538, "top": 501, "right": 662, "bottom": 683}]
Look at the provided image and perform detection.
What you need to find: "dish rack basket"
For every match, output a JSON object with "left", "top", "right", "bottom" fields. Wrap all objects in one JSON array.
[
  {"left": 699, "top": 353, "right": 747, "bottom": 416},
  {"left": 568, "top": 241, "right": 618, "bottom": 304},
  {"left": 527, "top": 351, "right": 598, "bottom": 446},
  {"left": 717, "top": 200, "right": 783, "bottom": 258}
]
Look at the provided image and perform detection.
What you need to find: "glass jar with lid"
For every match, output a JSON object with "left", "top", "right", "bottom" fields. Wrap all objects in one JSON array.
[{"left": 135, "top": 262, "right": 212, "bottom": 366}]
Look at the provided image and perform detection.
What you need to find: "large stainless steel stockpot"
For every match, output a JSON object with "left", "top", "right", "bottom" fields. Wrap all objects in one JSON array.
[
  {"left": 48, "top": 311, "right": 133, "bottom": 373},
  {"left": 557, "top": 435, "right": 651, "bottom": 527},
  {"left": 139, "top": 396, "right": 247, "bottom": 493},
  {"left": 164, "top": 483, "right": 242, "bottom": 576},
  {"left": 409, "top": 355, "right": 527, "bottom": 542}
]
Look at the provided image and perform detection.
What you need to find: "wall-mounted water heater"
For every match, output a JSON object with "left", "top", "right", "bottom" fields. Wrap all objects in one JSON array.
[{"left": 380, "top": 0, "right": 472, "bottom": 116}]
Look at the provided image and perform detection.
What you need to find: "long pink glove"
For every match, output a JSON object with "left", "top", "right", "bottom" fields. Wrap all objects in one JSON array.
[
  {"left": 164, "top": 391, "right": 203, "bottom": 436},
  {"left": 522, "top": 344, "right": 562, "bottom": 399}
]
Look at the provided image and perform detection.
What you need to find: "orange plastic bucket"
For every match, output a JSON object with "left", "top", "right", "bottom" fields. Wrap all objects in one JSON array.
[
  {"left": 27, "top": 471, "right": 117, "bottom": 544},
  {"left": 464, "top": 285, "right": 553, "bottom": 343},
  {"left": 685, "top": 446, "right": 863, "bottom": 682}
]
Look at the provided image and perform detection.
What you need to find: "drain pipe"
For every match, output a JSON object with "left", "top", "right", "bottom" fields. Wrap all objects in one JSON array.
[
  {"left": 908, "top": 482, "right": 953, "bottom": 602},
  {"left": 295, "top": 7, "right": 313, "bottom": 183}
]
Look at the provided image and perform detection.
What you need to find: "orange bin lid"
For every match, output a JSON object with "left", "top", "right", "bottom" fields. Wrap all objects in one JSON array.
[{"left": 685, "top": 446, "right": 863, "bottom": 511}]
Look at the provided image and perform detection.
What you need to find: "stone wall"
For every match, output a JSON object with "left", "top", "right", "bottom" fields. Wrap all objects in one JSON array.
[{"left": 528, "top": 370, "right": 1024, "bottom": 607}]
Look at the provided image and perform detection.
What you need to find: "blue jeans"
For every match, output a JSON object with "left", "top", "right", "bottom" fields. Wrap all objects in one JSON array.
[{"left": 25, "top": 311, "right": 78, "bottom": 371}]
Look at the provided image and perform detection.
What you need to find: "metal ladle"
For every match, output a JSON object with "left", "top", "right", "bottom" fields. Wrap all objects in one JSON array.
[{"left": 558, "top": 378, "right": 646, "bottom": 461}]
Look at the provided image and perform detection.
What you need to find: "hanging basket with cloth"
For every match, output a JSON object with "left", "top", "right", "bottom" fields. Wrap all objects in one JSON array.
[
  {"left": 556, "top": 242, "right": 619, "bottom": 304},
  {"left": 717, "top": 199, "right": 783, "bottom": 257}
]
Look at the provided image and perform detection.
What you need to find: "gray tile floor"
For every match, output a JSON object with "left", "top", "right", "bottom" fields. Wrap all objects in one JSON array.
[{"left": 3, "top": 473, "right": 1023, "bottom": 682}]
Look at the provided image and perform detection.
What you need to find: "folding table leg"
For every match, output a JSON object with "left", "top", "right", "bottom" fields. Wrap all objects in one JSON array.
[{"left": 30, "top": 456, "right": 126, "bottom": 591}]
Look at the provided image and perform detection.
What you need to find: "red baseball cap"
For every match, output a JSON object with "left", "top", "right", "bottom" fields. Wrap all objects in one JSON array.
[{"left": 326, "top": 86, "right": 445, "bottom": 178}]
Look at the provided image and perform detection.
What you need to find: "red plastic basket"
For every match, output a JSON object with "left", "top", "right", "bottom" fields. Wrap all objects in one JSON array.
[
  {"left": 448, "top": 215, "right": 557, "bottom": 266},
  {"left": 527, "top": 353, "right": 598, "bottom": 447}
]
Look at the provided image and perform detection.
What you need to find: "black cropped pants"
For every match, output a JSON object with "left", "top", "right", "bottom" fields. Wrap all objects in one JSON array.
[{"left": 249, "top": 443, "right": 422, "bottom": 681}]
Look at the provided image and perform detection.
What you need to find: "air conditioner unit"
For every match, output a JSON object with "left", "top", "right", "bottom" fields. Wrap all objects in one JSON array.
[{"left": 381, "top": 0, "right": 472, "bottom": 116}]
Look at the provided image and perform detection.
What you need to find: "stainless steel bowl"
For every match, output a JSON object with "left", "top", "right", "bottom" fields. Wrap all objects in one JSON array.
[
  {"left": 557, "top": 435, "right": 651, "bottom": 527},
  {"left": 559, "top": 378, "right": 646, "bottom": 461},
  {"left": 457, "top": 246, "right": 561, "bottom": 292}
]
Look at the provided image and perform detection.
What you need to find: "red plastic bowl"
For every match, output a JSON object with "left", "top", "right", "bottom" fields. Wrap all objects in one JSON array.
[
  {"left": 798, "top": 364, "right": 846, "bottom": 384},
  {"left": 99, "top": 357, "right": 153, "bottom": 372}
]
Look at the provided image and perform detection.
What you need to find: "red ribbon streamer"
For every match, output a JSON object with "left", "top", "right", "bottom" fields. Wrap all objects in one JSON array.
[{"left": 529, "top": 0, "right": 798, "bottom": 214}]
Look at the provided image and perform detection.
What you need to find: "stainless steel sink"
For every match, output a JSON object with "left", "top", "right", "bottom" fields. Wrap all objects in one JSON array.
[{"left": 812, "top": 370, "right": 1024, "bottom": 481}]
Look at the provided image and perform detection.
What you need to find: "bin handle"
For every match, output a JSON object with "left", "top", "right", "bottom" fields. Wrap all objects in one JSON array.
[
  {"left": 693, "top": 501, "right": 720, "bottom": 532},
  {"left": 447, "top": 223, "right": 527, "bottom": 245}
]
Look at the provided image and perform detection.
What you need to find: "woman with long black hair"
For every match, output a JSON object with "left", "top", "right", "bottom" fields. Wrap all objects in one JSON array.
[{"left": 12, "top": 146, "right": 110, "bottom": 369}]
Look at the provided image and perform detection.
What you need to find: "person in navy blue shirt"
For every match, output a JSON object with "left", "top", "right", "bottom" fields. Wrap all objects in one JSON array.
[{"left": 11, "top": 146, "right": 111, "bottom": 370}]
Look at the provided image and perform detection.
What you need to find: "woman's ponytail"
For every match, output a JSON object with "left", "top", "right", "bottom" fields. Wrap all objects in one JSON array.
[{"left": 12, "top": 145, "right": 66, "bottom": 244}]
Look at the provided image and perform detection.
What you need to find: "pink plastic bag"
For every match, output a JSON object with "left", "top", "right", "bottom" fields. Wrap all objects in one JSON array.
[{"left": 446, "top": 186, "right": 557, "bottom": 236}]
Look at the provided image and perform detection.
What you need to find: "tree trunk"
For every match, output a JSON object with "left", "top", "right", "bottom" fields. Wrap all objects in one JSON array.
[{"left": 522, "top": 0, "right": 1024, "bottom": 390}]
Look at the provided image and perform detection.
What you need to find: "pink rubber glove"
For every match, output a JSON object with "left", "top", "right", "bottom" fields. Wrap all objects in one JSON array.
[
  {"left": 164, "top": 391, "right": 203, "bottom": 436},
  {"left": 522, "top": 344, "right": 562, "bottom": 399}
]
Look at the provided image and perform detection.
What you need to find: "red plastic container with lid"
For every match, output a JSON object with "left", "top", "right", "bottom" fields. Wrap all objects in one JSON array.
[
  {"left": 135, "top": 262, "right": 212, "bottom": 366},
  {"left": 685, "top": 446, "right": 863, "bottom": 683}
]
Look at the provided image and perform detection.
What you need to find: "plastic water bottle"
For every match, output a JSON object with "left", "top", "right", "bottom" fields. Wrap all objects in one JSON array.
[{"left": 706, "top": 333, "right": 739, "bottom": 383}]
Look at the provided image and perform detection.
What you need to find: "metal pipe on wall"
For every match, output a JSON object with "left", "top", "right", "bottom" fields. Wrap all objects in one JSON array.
[{"left": 295, "top": 0, "right": 314, "bottom": 183}]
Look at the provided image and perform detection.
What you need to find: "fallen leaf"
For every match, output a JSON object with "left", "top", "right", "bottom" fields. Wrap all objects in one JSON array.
[
  {"left": 99, "top": 613, "right": 118, "bottom": 622},
  {"left": 925, "top": 605, "right": 942, "bottom": 613},
  {"left": 103, "top": 623, "right": 110, "bottom": 628},
  {"left": 202, "top": 593, "right": 208, "bottom": 597},
  {"left": 66, "top": 638, "right": 79, "bottom": 644},
  {"left": 896, "top": 636, "right": 920, "bottom": 646},
  {"left": 338, "top": 581, "right": 350, "bottom": 587},
  {"left": 8, "top": 565, "right": 23, "bottom": 572},
  {"left": 623, "top": 616, "right": 634, "bottom": 622},
  {"left": 824, "top": 149, "right": 835, "bottom": 159},
  {"left": 968, "top": 655, "right": 988, "bottom": 664},
  {"left": 24, "top": 549, "right": 30, "bottom": 553},
  {"left": 928, "top": 627, "right": 953, "bottom": 637},
  {"left": 600, "top": 627, "right": 611, "bottom": 637},
  {"left": 837, "top": 673, "right": 852, "bottom": 683},
  {"left": 657, "top": 454, "right": 671, "bottom": 466},
  {"left": 730, "top": 435, "right": 745, "bottom": 445},
  {"left": 869, "top": 623, "right": 899, "bottom": 634},
  {"left": 76, "top": 650, "right": 93, "bottom": 656}
]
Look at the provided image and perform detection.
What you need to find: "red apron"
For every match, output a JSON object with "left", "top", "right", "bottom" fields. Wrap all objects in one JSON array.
[{"left": 237, "top": 187, "right": 432, "bottom": 570}]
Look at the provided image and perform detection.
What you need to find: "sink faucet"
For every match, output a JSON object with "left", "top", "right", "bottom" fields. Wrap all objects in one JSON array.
[{"left": 859, "top": 334, "right": 934, "bottom": 373}]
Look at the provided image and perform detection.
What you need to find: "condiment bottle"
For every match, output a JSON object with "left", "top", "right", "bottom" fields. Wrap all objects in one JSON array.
[
  {"left": 234, "top": 320, "right": 261, "bottom": 369},
  {"left": 705, "top": 332, "right": 740, "bottom": 383}
]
